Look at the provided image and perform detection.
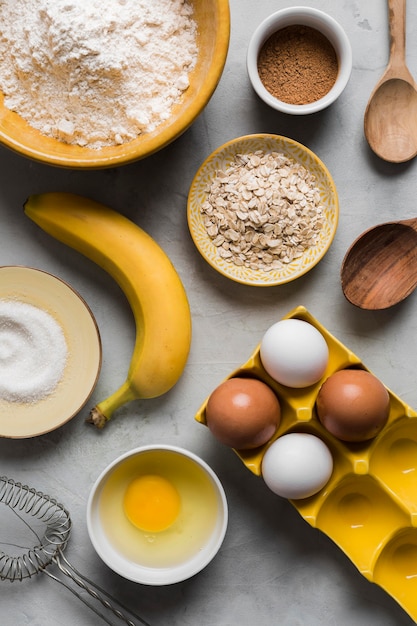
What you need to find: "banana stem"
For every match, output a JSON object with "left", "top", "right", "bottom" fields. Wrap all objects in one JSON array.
[{"left": 87, "top": 381, "right": 137, "bottom": 429}]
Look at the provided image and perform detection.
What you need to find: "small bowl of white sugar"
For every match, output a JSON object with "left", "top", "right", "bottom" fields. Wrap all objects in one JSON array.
[
  {"left": 0, "top": 0, "right": 230, "bottom": 168},
  {"left": 0, "top": 266, "right": 102, "bottom": 438}
]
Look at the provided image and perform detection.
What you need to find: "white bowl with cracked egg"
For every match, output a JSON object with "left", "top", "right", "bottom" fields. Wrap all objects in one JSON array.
[{"left": 87, "top": 445, "right": 228, "bottom": 585}]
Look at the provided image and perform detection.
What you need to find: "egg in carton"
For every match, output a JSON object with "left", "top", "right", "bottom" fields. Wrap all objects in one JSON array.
[{"left": 195, "top": 305, "right": 417, "bottom": 622}]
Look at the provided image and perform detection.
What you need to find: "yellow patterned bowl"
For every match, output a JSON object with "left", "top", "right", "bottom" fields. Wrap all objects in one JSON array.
[
  {"left": 0, "top": 0, "right": 230, "bottom": 169},
  {"left": 187, "top": 134, "right": 339, "bottom": 286}
]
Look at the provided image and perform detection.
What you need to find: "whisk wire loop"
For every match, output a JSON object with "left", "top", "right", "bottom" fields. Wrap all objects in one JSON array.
[
  {"left": 0, "top": 476, "right": 71, "bottom": 580},
  {"left": 0, "top": 476, "right": 151, "bottom": 626}
]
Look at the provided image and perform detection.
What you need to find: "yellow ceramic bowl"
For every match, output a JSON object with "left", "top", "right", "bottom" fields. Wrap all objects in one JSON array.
[
  {"left": 195, "top": 305, "right": 417, "bottom": 622},
  {"left": 0, "top": 1, "right": 230, "bottom": 169},
  {"left": 187, "top": 134, "right": 339, "bottom": 286},
  {"left": 0, "top": 266, "right": 102, "bottom": 438}
]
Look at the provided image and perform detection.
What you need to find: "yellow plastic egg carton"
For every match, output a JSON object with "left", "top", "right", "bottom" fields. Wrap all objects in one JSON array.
[{"left": 195, "top": 305, "right": 417, "bottom": 622}]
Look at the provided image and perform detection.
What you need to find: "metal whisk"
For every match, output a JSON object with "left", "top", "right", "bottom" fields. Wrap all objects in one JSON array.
[{"left": 0, "top": 476, "right": 151, "bottom": 626}]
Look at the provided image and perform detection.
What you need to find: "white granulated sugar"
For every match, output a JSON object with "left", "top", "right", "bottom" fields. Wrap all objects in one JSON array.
[
  {"left": 0, "top": 0, "right": 198, "bottom": 148},
  {"left": 0, "top": 300, "right": 68, "bottom": 404}
]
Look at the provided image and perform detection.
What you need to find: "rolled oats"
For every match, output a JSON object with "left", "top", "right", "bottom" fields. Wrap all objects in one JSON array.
[{"left": 201, "top": 150, "right": 324, "bottom": 272}]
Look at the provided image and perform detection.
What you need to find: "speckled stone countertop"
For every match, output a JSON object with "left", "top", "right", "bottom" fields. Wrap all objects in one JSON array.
[{"left": 1, "top": 1, "right": 417, "bottom": 625}]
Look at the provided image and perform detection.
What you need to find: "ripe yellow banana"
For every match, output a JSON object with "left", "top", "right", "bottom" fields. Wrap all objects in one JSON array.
[{"left": 24, "top": 192, "right": 192, "bottom": 428}]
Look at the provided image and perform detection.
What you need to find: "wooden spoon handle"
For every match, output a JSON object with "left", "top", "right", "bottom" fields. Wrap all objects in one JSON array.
[{"left": 388, "top": 0, "right": 407, "bottom": 71}]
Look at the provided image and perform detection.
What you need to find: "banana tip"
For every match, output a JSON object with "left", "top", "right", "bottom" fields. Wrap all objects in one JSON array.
[{"left": 87, "top": 407, "right": 108, "bottom": 429}]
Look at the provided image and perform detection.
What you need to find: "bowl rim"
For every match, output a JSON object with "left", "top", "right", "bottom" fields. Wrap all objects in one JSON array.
[
  {"left": 86, "top": 444, "right": 228, "bottom": 585},
  {"left": 246, "top": 6, "right": 352, "bottom": 115},
  {"left": 187, "top": 133, "right": 339, "bottom": 286},
  {"left": 0, "top": 0, "right": 231, "bottom": 169}
]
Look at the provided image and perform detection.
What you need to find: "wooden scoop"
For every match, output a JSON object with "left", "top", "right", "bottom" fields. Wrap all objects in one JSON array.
[
  {"left": 364, "top": 0, "right": 417, "bottom": 163},
  {"left": 341, "top": 218, "right": 417, "bottom": 309}
]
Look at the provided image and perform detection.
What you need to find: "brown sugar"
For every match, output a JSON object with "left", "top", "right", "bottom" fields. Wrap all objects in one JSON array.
[{"left": 257, "top": 25, "right": 339, "bottom": 105}]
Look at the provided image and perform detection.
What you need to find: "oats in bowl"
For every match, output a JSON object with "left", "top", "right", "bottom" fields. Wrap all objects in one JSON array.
[
  {"left": 187, "top": 134, "right": 339, "bottom": 286},
  {"left": 200, "top": 150, "right": 325, "bottom": 272}
]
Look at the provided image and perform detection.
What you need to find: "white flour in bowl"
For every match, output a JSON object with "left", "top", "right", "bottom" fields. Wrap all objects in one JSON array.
[{"left": 0, "top": 0, "right": 198, "bottom": 148}]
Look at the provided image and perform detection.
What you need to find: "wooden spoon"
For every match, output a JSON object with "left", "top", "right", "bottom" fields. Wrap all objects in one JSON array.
[
  {"left": 341, "top": 218, "right": 417, "bottom": 309},
  {"left": 364, "top": 0, "right": 417, "bottom": 163}
]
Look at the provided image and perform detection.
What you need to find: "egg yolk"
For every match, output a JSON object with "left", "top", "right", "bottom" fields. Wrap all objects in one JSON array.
[{"left": 123, "top": 475, "right": 181, "bottom": 532}]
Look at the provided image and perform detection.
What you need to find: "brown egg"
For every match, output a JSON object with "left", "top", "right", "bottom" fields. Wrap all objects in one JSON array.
[
  {"left": 205, "top": 377, "right": 281, "bottom": 449},
  {"left": 316, "top": 369, "right": 390, "bottom": 442}
]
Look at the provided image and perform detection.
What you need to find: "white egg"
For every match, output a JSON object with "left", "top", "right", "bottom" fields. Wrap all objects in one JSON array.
[
  {"left": 259, "top": 319, "right": 329, "bottom": 388},
  {"left": 261, "top": 433, "right": 333, "bottom": 499}
]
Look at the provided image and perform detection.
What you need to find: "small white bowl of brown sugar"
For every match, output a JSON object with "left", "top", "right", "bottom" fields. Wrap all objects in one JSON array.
[{"left": 247, "top": 7, "right": 352, "bottom": 115}]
